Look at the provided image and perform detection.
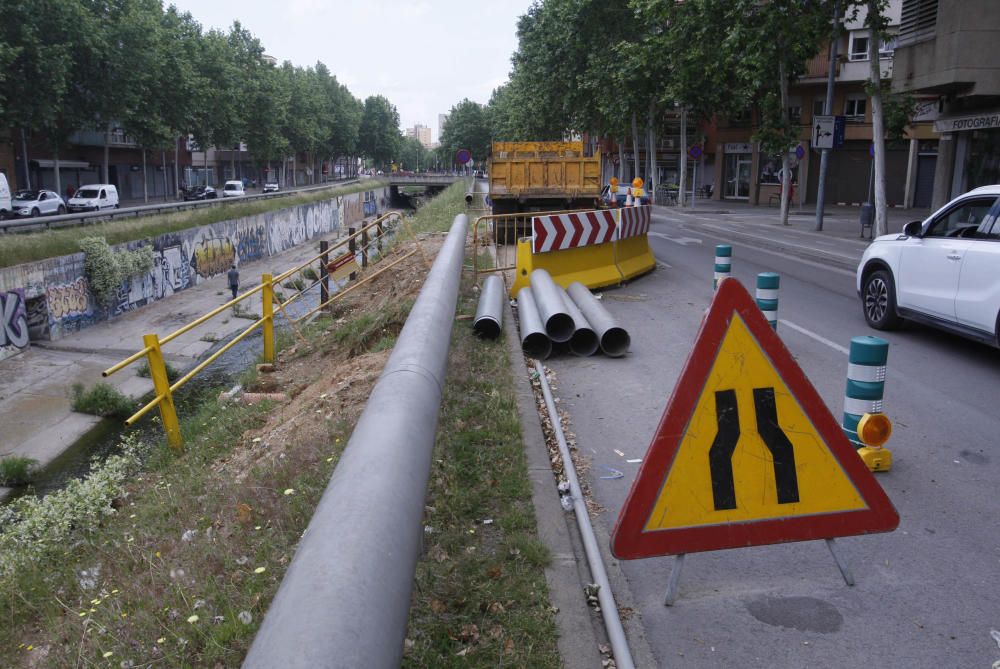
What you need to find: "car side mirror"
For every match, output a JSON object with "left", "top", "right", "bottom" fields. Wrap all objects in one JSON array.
[{"left": 902, "top": 220, "right": 922, "bottom": 237}]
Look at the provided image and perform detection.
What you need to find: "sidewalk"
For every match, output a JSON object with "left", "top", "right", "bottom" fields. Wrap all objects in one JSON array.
[{"left": 0, "top": 228, "right": 354, "bottom": 500}]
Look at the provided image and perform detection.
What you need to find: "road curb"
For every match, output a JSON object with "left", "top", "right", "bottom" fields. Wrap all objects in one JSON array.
[{"left": 502, "top": 297, "right": 656, "bottom": 668}]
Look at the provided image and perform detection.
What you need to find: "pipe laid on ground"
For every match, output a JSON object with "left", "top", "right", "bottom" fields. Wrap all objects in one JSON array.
[
  {"left": 567, "top": 282, "right": 631, "bottom": 357},
  {"left": 534, "top": 360, "right": 636, "bottom": 669},
  {"left": 530, "top": 269, "right": 575, "bottom": 343},
  {"left": 516, "top": 286, "right": 552, "bottom": 360},
  {"left": 558, "top": 286, "right": 599, "bottom": 357},
  {"left": 243, "top": 213, "right": 468, "bottom": 669},
  {"left": 473, "top": 274, "right": 505, "bottom": 339}
]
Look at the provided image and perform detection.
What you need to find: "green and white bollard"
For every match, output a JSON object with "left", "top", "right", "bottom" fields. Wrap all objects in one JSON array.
[
  {"left": 843, "top": 336, "right": 892, "bottom": 471},
  {"left": 755, "top": 272, "right": 779, "bottom": 330},
  {"left": 714, "top": 245, "right": 732, "bottom": 290}
]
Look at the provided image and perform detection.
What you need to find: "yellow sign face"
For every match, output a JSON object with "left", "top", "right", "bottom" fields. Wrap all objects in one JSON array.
[
  {"left": 327, "top": 253, "right": 360, "bottom": 282},
  {"left": 644, "top": 315, "right": 867, "bottom": 532}
]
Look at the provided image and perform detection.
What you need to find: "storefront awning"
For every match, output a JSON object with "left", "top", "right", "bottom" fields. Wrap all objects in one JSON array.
[{"left": 30, "top": 159, "right": 92, "bottom": 169}]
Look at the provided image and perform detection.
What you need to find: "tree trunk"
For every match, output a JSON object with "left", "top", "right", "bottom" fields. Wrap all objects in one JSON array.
[
  {"left": 679, "top": 107, "right": 688, "bottom": 207},
  {"left": 174, "top": 137, "right": 180, "bottom": 200},
  {"left": 868, "top": 0, "right": 888, "bottom": 237},
  {"left": 779, "top": 60, "right": 791, "bottom": 226},
  {"left": 20, "top": 128, "right": 31, "bottom": 190},
  {"left": 293, "top": 154, "right": 297, "bottom": 187},
  {"left": 231, "top": 148, "right": 236, "bottom": 181},
  {"left": 142, "top": 148, "right": 148, "bottom": 203},
  {"left": 815, "top": 0, "right": 841, "bottom": 231},
  {"left": 53, "top": 149, "right": 62, "bottom": 196},
  {"left": 162, "top": 151, "right": 168, "bottom": 202},
  {"left": 103, "top": 123, "right": 111, "bottom": 184},
  {"left": 647, "top": 102, "right": 656, "bottom": 204},
  {"left": 204, "top": 149, "right": 209, "bottom": 185},
  {"left": 631, "top": 112, "right": 640, "bottom": 181},
  {"left": 617, "top": 138, "right": 624, "bottom": 182}
]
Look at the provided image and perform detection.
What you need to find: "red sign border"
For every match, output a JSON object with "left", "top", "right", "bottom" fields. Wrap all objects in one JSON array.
[{"left": 611, "top": 278, "right": 900, "bottom": 560}]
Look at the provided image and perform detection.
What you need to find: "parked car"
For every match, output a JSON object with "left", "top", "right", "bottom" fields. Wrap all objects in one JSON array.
[
  {"left": 67, "top": 184, "right": 119, "bottom": 212},
  {"left": 183, "top": 185, "right": 217, "bottom": 201},
  {"left": 221, "top": 180, "right": 245, "bottom": 198},
  {"left": 857, "top": 184, "right": 1000, "bottom": 347},
  {"left": 12, "top": 189, "right": 66, "bottom": 217},
  {"left": 262, "top": 182, "right": 279, "bottom": 193},
  {"left": 0, "top": 173, "right": 11, "bottom": 220}
]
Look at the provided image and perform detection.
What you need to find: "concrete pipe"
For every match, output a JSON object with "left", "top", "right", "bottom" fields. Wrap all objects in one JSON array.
[
  {"left": 529, "top": 269, "right": 574, "bottom": 343},
  {"left": 516, "top": 287, "right": 552, "bottom": 360},
  {"left": 567, "top": 282, "right": 631, "bottom": 357},
  {"left": 473, "top": 275, "right": 505, "bottom": 339},
  {"left": 559, "top": 286, "right": 599, "bottom": 357}
]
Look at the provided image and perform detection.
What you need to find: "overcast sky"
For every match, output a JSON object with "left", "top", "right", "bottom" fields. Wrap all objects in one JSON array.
[{"left": 165, "top": 0, "right": 533, "bottom": 142}]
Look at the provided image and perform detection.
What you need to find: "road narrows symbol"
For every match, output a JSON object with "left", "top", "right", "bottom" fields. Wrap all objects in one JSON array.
[
  {"left": 753, "top": 387, "right": 800, "bottom": 504},
  {"left": 708, "top": 390, "right": 740, "bottom": 511}
]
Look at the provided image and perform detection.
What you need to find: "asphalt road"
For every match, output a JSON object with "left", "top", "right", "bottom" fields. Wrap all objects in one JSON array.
[{"left": 544, "top": 210, "right": 1000, "bottom": 668}]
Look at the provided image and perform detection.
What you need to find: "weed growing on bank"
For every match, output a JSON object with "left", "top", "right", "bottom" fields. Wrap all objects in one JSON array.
[
  {"left": 71, "top": 382, "right": 136, "bottom": 418},
  {"left": 0, "top": 457, "right": 36, "bottom": 486},
  {"left": 137, "top": 360, "right": 181, "bottom": 382}
]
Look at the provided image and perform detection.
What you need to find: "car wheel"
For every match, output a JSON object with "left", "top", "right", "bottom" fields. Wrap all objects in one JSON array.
[
  {"left": 863, "top": 269, "right": 903, "bottom": 330},
  {"left": 57, "top": 205, "right": 66, "bottom": 215},
  {"left": 31, "top": 208, "right": 40, "bottom": 218}
]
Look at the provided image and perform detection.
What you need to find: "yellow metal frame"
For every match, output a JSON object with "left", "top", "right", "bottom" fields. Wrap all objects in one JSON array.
[
  {"left": 102, "top": 210, "right": 409, "bottom": 450},
  {"left": 470, "top": 208, "right": 592, "bottom": 281}
]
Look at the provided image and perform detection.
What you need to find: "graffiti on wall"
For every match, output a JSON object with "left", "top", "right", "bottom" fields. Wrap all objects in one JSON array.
[
  {"left": 235, "top": 224, "right": 267, "bottom": 262},
  {"left": 191, "top": 237, "right": 236, "bottom": 279},
  {"left": 46, "top": 277, "right": 95, "bottom": 330},
  {"left": 0, "top": 289, "right": 30, "bottom": 358}
]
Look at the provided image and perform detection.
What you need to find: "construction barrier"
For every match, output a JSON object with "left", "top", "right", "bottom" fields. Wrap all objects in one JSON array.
[{"left": 509, "top": 205, "right": 656, "bottom": 296}]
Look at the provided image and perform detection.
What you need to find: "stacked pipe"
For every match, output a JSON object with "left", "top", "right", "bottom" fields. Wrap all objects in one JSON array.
[{"left": 508, "top": 269, "right": 630, "bottom": 359}]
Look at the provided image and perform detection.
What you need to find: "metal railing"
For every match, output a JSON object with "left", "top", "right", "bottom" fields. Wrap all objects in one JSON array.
[
  {"left": 101, "top": 210, "right": 409, "bottom": 450},
  {"left": 0, "top": 178, "right": 367, "bottom": 234},
  {"left": 471, "top": 208, "right": 591, "bottom": 281},
  {"left": 243, "top": 213, "right": 468, "bottom": 668}
]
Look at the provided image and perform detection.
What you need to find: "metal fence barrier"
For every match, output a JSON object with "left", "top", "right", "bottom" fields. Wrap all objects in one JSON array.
[{"left": 243, "top": 213, "right": 468, "bottom": 669}]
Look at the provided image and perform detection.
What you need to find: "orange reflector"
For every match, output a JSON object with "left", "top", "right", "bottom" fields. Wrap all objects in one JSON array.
[{"left": 857, "top": 412, "right": 892, "bottom": 448}]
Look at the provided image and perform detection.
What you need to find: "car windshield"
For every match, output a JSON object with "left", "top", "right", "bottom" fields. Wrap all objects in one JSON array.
[
  {"left": 76, "top": 189, "right": 100, "bottom": 198},
  {"left": 224, "top": 184, "right": 239, "bottom": 190},
  {"left": 14, "top": 191, "right": 39, "bottom": 200}
]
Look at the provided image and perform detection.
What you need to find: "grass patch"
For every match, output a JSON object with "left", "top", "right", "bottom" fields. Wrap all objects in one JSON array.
[
  {"left": 301, "top": 267, "right": 319, "bottom": 282},
  {"left": 0, "top": 457, "right": 36, "bottom": 486},
  {"left": 402, "top": 181, "right": 469, "bottom": 237},
  {"left": 403, "top": 263, "right": 558, "bottom": 667},
  {"left": 331, "top": 298, "right": 414, "bottom": 356},
  {"left": 70, "top": 382, "right": 136, "bottom": 418},
  {"left": 137, "top": 360, "right": 182, "bottom": 383},
  {"left": 0, "top": 180, "right": 385, "bottom": 269}
]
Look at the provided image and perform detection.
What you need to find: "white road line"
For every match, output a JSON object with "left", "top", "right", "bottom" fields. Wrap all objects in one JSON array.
[
  {"left": 705, "top": 235, "right": 857, "bottom": 276},
  {"left": 780, "top": 319, "right": 850, "bottom": 355},
  {"left": 648, "top": 231, "right": 703, "bottom": 245}
]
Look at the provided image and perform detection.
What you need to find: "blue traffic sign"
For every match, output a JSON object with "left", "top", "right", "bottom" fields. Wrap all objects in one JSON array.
[
  {"left": 795, "top": 144, "right": 805, "bottom": 160},
  {"left": 688, "top": 144, "right": 703, "bottom": 160},
  {"left": 455, "top": 149, "right": 471, "bottom": 165}
]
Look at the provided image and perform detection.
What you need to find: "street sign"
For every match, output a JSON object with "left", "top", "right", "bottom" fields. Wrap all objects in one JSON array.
[
  {"left": 688, "top": 143, "right": 703, "bottom": 160},
  {"left": 611, "top": 279, "right": 899, "bottom": 560},
  {"left": 795, "top": 144, "right": 805, "bottom": 160},
  {"left": 833, "top": 116, "right": 846, "bottom": 148},
  {"left": 813, "top": 115, "right": 835, "bottom": 149},
  {"left": 455, "top": 149, "right": 471, "bottom": 165}
]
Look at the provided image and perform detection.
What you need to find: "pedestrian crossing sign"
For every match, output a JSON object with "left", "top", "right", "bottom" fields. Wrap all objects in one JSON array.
[{"left": 611, "top": 279, "right": 899, "bottom": 560}]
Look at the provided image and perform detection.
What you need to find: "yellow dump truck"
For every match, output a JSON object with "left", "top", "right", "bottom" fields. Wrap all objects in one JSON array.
[{"left": 488, "top": 141, "right": 602, "bottom": 241}]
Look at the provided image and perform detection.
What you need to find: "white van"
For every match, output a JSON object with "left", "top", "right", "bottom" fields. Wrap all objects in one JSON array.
[
  {"left": 0, "top": 173, "right": 11, "bottom": 220},
  {"left": 222, "top": 180, "right": 246, "bottom": 197},
  {"left": 67, "top": 184, "right": 119, "bottom": 212}
]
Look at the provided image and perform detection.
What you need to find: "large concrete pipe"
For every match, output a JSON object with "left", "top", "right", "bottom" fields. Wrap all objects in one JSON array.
[
  {"left": 243, "top": 213, "right": 468, "bottom": 669},
  {"left": 516, "top": 286, "right": 552, "bottom": 359},
  {"left": 473, "top": 275, "right": 505, "bottom": 339},
  {"left": 567, "top": 282, "right": 631, "bottom": 357},
  {"left": 559, "top": 286, "right": 599, "bottom": 357},
  {"left": 529, "top": 269, "right": 574, "bottom": 343}
]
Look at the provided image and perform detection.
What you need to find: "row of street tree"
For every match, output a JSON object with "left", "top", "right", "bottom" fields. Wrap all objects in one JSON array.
[
  {"left": 0, "top": 0, "right": 405, "bottom": 193},
  {"left": 438, "top": 0, "right": 907, "bottom": 234}
]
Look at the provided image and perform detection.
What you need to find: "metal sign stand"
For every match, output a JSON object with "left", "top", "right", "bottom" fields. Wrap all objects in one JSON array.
[{"left": 663, "top": 540, "right": 854, "bottom": 606}]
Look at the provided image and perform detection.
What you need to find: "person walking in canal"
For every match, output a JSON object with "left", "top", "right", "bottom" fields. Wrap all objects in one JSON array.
[{"left": 227, "top": 264, "right": 239, "bottom": 300}]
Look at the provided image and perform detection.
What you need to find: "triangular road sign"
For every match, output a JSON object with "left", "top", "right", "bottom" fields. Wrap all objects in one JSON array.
[{"left": 611, "top": 279, "right": 899, "bottom": 560}]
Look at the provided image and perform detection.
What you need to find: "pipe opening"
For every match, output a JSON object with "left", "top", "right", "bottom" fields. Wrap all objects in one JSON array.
[
  {"left": 473, "top": 317, "right": 501, "bottom": 339},
  {"left": 522, "top": 332, "right": 552, "bottom": 359},
  {"left": 569, "top": 327, "right": 599, "bottom": 357},
  {"left": 545, "top": 313, "right": 575, "bottom": 343},
  {"left": 600, "top": 327, "right": 631, "bottom": 358}
]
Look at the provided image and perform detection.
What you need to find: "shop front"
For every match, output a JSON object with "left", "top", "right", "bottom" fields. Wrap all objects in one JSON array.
[{"left": 722, "top": 143, "right": 752, "bottom": 200}]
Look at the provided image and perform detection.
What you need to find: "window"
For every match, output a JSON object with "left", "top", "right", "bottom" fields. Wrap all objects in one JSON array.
[
  {"left": 845, "top": 95, "right": 867, "bottom": 122},
  {"left": 849, "top": 35, "right": 870, "bottom": 61},
  {"left": 813, "top": 99, "right": 827, "bottom": 118},
  {"left": 898, "top": 0, "right": 938, "bottom": 47},
  {"left": 925, "top": 198, "right": 997, "bottom": 238},
  {"left": 787, "top": 96, "right": 802, "bottom": 124}
]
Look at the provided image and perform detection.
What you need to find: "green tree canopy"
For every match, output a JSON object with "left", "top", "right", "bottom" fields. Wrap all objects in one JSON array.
[
  {"left": 440, "top": 99, "right": 491, "bottom": 164},
  {"left": 358, "top": 95, "right": 401, "bottom": 168}
]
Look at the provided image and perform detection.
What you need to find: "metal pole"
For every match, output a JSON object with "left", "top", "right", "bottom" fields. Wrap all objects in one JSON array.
[
  {"left": 534, "top": 360, "right": 636, "bottom": 669},
  {"left": 815, "top": 0, "right": 841, "bottom": 231},
  {"left": 262, "top": 273, "right": 274, "bottom": 363},
  {"left": 243, "top": 214, "right": 469, "bottom": 669},
  {"left": 348, "top": 226, "right": 357, "bottom": 281},
  {"left": 319, "top": 240, "right": 330, "bottom": 306},
  {"left": 142, "top": 333, "right": 182, "bottom": 450}
]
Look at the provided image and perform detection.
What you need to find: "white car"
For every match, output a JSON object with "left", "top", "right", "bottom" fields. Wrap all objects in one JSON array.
[
  {"left": 12, "top": 189, "right": 66, "bottom": 217},
  {"left": 857, "top": 185, "right": 1000, "bottom": 347},
  {"left": 67, "top": 184, "right": 119, "bottom": 212},
  {"left": 263, "top": 182, "right": 279, "bottom": 193},
  {"left": 222, "top": 180, "right": 245, "bottom": 197}
]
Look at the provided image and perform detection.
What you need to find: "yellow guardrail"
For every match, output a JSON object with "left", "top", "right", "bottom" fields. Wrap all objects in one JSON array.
[
  {"left": 471, "top": 208, "right": 591, "bottom": 281},
  {"left": 103, "top": 211, "right": 409, "bottom": 450}
]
